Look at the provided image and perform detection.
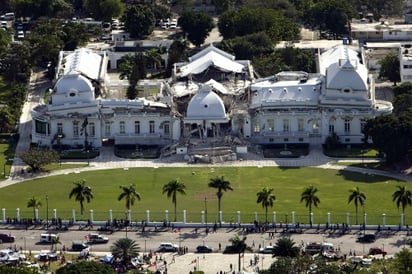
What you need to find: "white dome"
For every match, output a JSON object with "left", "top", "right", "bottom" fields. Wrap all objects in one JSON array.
[
  {"left": 54, "top": 74, "right": 94, "bottom": 94},
  {"left": 186, "top": 88, "right": 226, "bottom": 119}
]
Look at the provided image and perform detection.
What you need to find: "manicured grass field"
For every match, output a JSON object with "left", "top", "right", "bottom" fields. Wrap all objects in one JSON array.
[{"left": 0, "top": 166, "right": 409, "bottom": 225}]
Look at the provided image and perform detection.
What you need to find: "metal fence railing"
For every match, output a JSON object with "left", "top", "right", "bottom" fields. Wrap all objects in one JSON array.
[{"left": 1, "top": 208, "right": 410, "bottom": 228}]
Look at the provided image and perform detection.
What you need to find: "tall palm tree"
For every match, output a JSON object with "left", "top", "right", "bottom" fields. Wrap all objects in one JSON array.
[
  {"left": 118, "top": 184, "right": 141, "bottom": 211},
  {"left": 69, "top": 179, "right": 93, "bottom": 218},
  {"left": 110, "top": 238, "right": 140, "bottom": 269},
  {"left": 162, "top": 179, "right": 186, "bottom": 222},
  {"left": 348, "top": 186, "right": 366, "bottom": 225},
  {"left": 300, "top": 185, "right": 320, "bottom": 226},
  {"left": 392, "top": 185, "right": 412, "bottom": 224},
  {"left": 256, "top": 187, "right": 276, "bottom": 223},
  {"left": 228, "top": 234, "right": 253, "bottom": 272},
  {"left": 208, "top": 176, "right": 233, "bottom": 222},
  {"left": 27, "top": 196, "right": 42, "bottom": 220}
]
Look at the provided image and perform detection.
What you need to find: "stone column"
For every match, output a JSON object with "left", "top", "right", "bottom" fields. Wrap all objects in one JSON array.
[
  {"left": 109, "top": 209, "right": 113, "bottom": 223},
  {"left": 273, "top": 211, "right": 276, "bottom": 225},
  {"left": 72, "top": 209, "right": 76, "bottom": 223},
  {"left": 254, "top": 212, "right": 258, "bottom": 222},
  {"left": 35, "top": 209, "right": 39, "bottom": 220},
  {"left": 183, "top": 210, "right": 186, "bottom": 223},
  {"left": 165, "top": 210, "right": 169, "bottom": 223},
  {"left": 146, "top": 210, "right": 150, "bottom": 223},
  {"left": 219, "top": 211, "right": 222, "bottom": 223},
  {"left": 16, "top": 208, "right": 20, "bottom": 222},
  {"left": 327, "top": 212, "right": 331, "bottom": 225},
  {"left": 382, "top": 213, "right": 386, "bottom": 227},
  {"left": 2, "top": 208, "right": 5, "bottom": 223},
  {"left": 53, "top": 209, "right": 57, "bottom": 220},
  {"left": 292, "top": 211, "right": 295, "bottom": 225},
  {"left": 237, "top": 211, "right": 241, "bottom": 224},
  {"left": 127, "top": 209, "right": 131, "bottom": 222},
  {"left": 89, "top": 209, "right": 94, "bottom": 223},
  {"left": 201, "top": 210, "right": 205, "bottom": 224},
  {"left": 346, "top": 212, "right": 350, "bottom": 226}
]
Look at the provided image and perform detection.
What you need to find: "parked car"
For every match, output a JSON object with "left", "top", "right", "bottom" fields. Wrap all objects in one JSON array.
[
  {"left": 156, "top": 242, "right": 178, "bottom": 252},
  {"left": 17, "top": 30, "right": 24, "bottom": 39},
  {"left": 369, "top": 247, "right": 387, "bottom": 256},
  {"left": 71, "top": 242, "right": 89, "bottom": 251},
  {"left": 85, "top": 233, "right": 109, "bottom": 244},
  {"left": 196, "top": 245, "right": 213, "bottom": 253},
  {"left": 0, "top": 233, "right": 15, "bottom": 243},
  {"left": 357, "top": 234, "right": 376, "bottom": 243},
  {"left": 223, "top": 245, "right": 238, "bottom": 254},
  {"left": 259, "top": 246, "right": 274, "bottom": 254}
]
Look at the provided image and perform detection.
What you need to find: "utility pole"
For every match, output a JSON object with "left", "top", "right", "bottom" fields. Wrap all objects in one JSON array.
[{"left": 46, "top": 195, "right": 49, "bottom": 230}]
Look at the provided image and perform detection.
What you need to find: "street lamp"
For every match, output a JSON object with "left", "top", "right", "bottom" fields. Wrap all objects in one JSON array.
[{"left": 46, "top": 195, "right": 49, "bottom": 230}]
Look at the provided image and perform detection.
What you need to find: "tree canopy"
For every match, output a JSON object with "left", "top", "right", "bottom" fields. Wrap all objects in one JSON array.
[
  {"left": 304, "top": 0, "right": 356, "bottom": 38},
  {"left": 364, "top": 113, "right": 412, "bottom": 164},
  {"left": 124, "top": 4, "right": 155, "bottom": 38},
  {"left": 218, "top": 7, "right": 300, "bottom": 42},
  {"left": 378, "top": 54, "right": 401, "bottom": 85},
  {"left": 10, "top": 0, "right": 73, "bottom": 19},
  {"left": 56, "top": 260, "right": 115, "bottom": 274},
  {"left": 178, "top": 11, "right": 214, "bottom": 47},
  {"left": 19, "top": 148, "right": 59, "bottom": 172},
  {"left": 83, "top": 0, "right": 124, "bottom": 22}
]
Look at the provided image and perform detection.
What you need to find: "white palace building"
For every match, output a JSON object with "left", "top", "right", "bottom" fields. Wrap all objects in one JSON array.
[{"left": 31, "top": 44, "right": 393, "bottom": 157}]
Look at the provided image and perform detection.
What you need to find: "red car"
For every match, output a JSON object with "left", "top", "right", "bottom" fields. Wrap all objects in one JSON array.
[{"left": 369, "top": 247, "right": 387, "bottom": 256}]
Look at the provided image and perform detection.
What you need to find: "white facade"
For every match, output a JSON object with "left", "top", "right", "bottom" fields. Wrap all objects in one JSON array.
[
  {"left": 31, "top": 45, "right": 393, "bottom": 152},
  {"left": 31, "top": 48, "right": 180, "bottom": 149},
  {"left": 249, "top": 46, "right": 393, "bottom": 145},
  {"left": 399, "top": 44, "right": 412, "bottom": 82}
]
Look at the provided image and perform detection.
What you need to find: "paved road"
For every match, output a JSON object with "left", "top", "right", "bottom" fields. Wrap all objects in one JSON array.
[{"left": 0, "top": 225, "right": 409, "bottom": 273}]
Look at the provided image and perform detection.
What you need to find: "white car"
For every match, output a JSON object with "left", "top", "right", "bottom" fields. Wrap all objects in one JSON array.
[
  {"left": 259, "top": 246, "right": 274, "bottom": 254},
  {"left": 157, "top": 242, "right": 178, "bottom": 252},
  {"left": 17, "top": 30, "right": 24, "bottom": 39},
  {"left": 169, "top": 18, "right": 178, "bottom": 29},
  {"left": 85, "top": 233, "right": 109, "bottom": 244}
]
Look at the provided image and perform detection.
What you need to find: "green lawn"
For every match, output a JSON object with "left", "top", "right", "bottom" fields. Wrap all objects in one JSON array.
[
  {"left": 0, "top": 166, "right": 410, "bottom": 225},
  {"left": 0, "top": 143, "right": 14, "bottom": 180}
]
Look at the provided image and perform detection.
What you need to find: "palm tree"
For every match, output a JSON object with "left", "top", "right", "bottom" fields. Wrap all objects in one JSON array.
[
  {"left": 228, "top": 234, "right": 253, "bottom": 272},
  {"left": 300, "top": 185, "right": 320, "bottom": 226},
  {"left": 27, "top": 196, "right": 42, "bottom": 220},
  {"left": 392, "top": 185, "right": 412, "bottom": 225},
  {"left": 273, "top": 237, "right": 300, "bottom": 257},
  {"left": 110, "top": 238, "right": 140, "bottom": 269},
  {"left": 145, "top": 46, "right": 166, "bottom": 71},
  {"left": 69, "top": 179, "right": 93, "bottom": 218},
  {"left": 256, "top": 187, "right": 276, "bottom": 223},
  {"left": 348, "top": 186, "right": 366, "bottom": 225},
  {"left": 162, "top": 179, "right": 186, "bottom": 222},
  {"left": 208, "top": 176, "right": 233, "bottom": 222},
  {"left": 118, "top": 184, "right": 141, "bottom": 211}
]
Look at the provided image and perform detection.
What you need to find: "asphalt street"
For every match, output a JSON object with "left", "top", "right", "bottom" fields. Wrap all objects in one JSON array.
[{"left": 0, "top": 225, "right": 409, "bottom": 273}]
